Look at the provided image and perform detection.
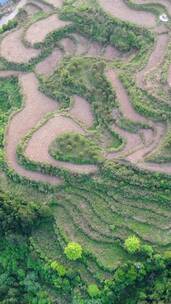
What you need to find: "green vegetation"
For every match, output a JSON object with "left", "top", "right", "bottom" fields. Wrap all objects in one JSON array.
[
  {"left": 0, "top": 0, "right": 171, "bottom": 303},
  {"left": 41, "top": 56, "right": 123, "bottom": 150},
  {"left": 0, "top": 76, "right": 22, "bottom": 166},
  {"left": 147, "top": 126, "right": 171, "bottom": 163},
  {"left": 87, "top": 284, "right": 100, "bottom": 298},
  {"left": 0, "top": 19, "right": 18, "bottom": 34},
  {"left": 60, "top": 0, "right": 154, "bottom": 52},
  {"left": 49, "top": 132, "right": 103, "bottom": 164},
  {"left": 124, "top": 235, "right": 141, "bottom": 254},
  {"left": 64, "top": 242, "right": 83, "bottom": 261}
]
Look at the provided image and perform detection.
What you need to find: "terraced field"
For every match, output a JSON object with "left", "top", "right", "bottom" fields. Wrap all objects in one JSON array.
[{"left": 0, "top": 0, "right": 171, "bottom": 301}]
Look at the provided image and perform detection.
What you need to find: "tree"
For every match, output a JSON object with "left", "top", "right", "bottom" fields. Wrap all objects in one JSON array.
[
  {"left": 87, "top": 284, "right": 100, "bottom": 298},
  {"left": 64, "top": 242, "right": 82, "bottom": 261},
  {"left": 124, "top": 236, "right": 141, "bottom": 254},
  {"left": 141, "top": 244, "right": 153, "bottom": 258}
]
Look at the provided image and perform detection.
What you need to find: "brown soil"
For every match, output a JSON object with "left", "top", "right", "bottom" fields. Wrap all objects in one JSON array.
[
  {"left": 35, "top": 48, "right": 63, "bottom": 76},
  {"left": 25, "top": 115, "right": 97, "bottom": 174},
  {"left": 105, "top": 69, "right": 169, "bottom": 170},
  {"left": 0, "top": 29, "right": 40, "bottom": 63},
  {"left": 28, "top": 0, "right": 52, "bottom": 12},
  {"left": 5, "top": 73, "right": 61, "bottom": 185},
  {"left": 0, "top": 70, "right": 21, "bottom": 77},
  {"left": 136, "top": 34, "right": 169, "bottom": 88},
  {"left": 126, "top": 123, "right": 165, "bottom": 163},
  {"left": 44, "top": 0, "right": 63, "bottom": 8},
  {"left": 98, "top": 0, "right": 156, "bottom": 27},
  {"left": 25, "top": 15, "right": 70, "bottom": 45},
  {"left": 86, "top": 41, "right": 103, "bottom": 57},
  {"left": 59, "top": 37, "right": 76, "bottom": 55},
  {"left": 72, "top": 34, "right": 90, "bottom": 55},
  {"left": 70, "top": 96, "right": 94, "bottom": 128},
  {"left": 24, "top": 3, "right": 41, "bottom": 16},
  {"left": 106, "top": 125, "right": 142, "bottom": 159},
  {"left": 103, "top": 45, "right": 121, "bottom": 60},
  {"left": 106, "top": 69, "right": 148, "bottom": 123}
]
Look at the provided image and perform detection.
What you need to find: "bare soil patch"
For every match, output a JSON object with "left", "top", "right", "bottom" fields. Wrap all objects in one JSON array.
[
  {"left": 98, "top": 0, "right": 156, "bottom": 27},
  {"left": 106, "top": 125, "right": 142, "bottom": 159},
  {"left": 127, "top": 123, "right": 165, "bottom": 163},
  {"left": 136, "top": 34, "right": 169, "bottom": 88},
  {"left": 70, "top": 96, "right": 94, "bottom": 128},
  {"left": 5, "top": 73, "right": 61, "bottom": 184},
  {"left": 44, "top": 0, "right": 63, "bottom": 8},
  {"left": 25, "top": 115, "right": 97, "bottom": 174},
  {"left": 35, "top": 48, "right": 63, "bottom": 76},
  {"left": 59, "top": 37, "right": 76, "bottom": 55},
  {"left": 25, "top": 14, "right": 70, "bottom": 45},
  {"left": 0, "top": 71, "right": 21, "bottom": 77},
  {"left": 28, "top": 0, "right": 52, "bottom": 12},
  {"left": 106, "top": 69, "right": 148, "bottom": 123},
  {"left": 0, "top": 29, "right": 40, "bottom": 63},
  {"left": 86, "top": 41, "right": 103, "bottom": 57},
  {"left": 72, "top": 34, "right": 89, "bottom": 55},
  {"left": 103, "top": 45, "right": 121, "bottom": 60},
  {"left": 24, "top": 3, "right": 41, "bottom": 16}
]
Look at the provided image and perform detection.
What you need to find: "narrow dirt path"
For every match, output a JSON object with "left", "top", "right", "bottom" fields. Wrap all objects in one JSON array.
[
  {"left": 25, "top": 15, "right": 70, "bottom": 45},
  {"left": 0, "top": 29, "right": 40, "bottom": 63},
  {"left": 5, "top": 73, "right": 61, "bottom": 185},
  {"left": 98, "top": 0, "right": 156, "bottom": 27},
  {"left": 25, "top": 115, "right": 98, "bottom": 174}
]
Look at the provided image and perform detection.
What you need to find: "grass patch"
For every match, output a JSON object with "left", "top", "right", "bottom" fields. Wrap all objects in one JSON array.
[{"left": 49, "top": 132, "right": 103, "bottom": 165}]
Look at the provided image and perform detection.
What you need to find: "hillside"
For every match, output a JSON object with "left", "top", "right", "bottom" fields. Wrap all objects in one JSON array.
[{"left": 0, "top": 0, "right": 171, "bottom": 303}]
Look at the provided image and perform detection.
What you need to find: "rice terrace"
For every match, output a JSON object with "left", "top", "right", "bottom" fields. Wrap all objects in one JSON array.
[{"left": 0, "top": 0, "right": 171, "bottom": 303}]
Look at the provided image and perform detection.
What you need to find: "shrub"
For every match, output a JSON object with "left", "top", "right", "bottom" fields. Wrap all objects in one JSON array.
[
  {"left": 124, "top": 236, "right": 141, "bottom": 254},
  {"left": 50, "top": 261, "right": 66, "bottom": 277},
  {"left": 141, "top": 244, "right": 153, "bottom": 258},
  {"left": 87, "top": 284, "right": 100, "bottom": 298},
  {"left": 64, "top": 242, "right": 82, "bottom": 261}
]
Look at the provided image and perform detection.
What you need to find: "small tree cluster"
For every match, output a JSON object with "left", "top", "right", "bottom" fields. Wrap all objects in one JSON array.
[{"left": 64, "top": 242, "right": 82, "bottom": 261}]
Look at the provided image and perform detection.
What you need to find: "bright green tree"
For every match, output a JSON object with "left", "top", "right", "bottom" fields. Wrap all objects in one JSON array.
[
  {"left": 87, "top": 284, "right": 100, "bottom": 298},
  {"left": 64, "top": 242, "right": 82, "bottom": 261},
  {"left": 124, "top": 235, "right": 141, "bottom": 254}
]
